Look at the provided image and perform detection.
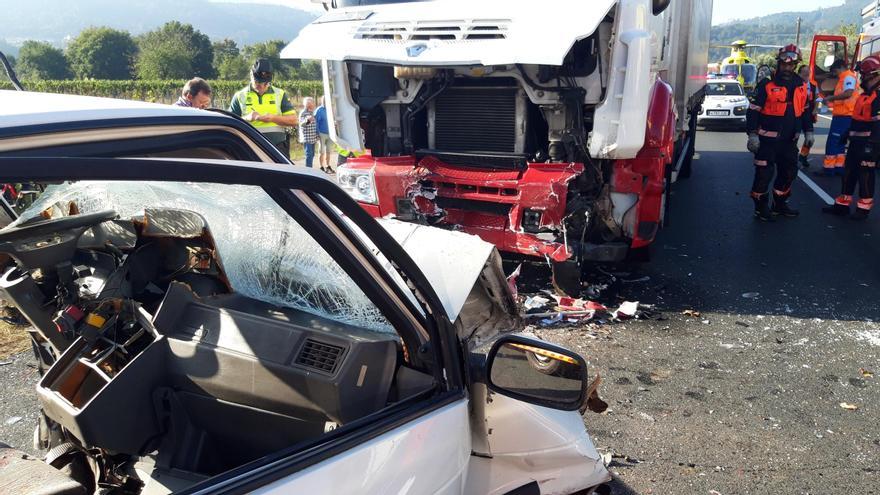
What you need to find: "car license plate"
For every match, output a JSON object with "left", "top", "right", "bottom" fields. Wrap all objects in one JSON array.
[{"left": 707, "top": 110, "right": 729, "bottom": 116}]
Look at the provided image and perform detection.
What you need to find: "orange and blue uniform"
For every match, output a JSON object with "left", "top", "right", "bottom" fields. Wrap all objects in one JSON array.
[{"left": 824, "top": 70, "right": 859, "bottom": 174}]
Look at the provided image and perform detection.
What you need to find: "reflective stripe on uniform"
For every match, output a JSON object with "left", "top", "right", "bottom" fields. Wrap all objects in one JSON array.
[
  {"left": 774, "top": 188, "right": 791, "bottom": 196},
  {"left": 861, "top": 160, "right": 877, "bottom": 168},
  {"left": 836, "top": 194, "right": 853, "bottom": 206},
  {"left": 824, "top": 156, "right": 837, "bottom": 169},
  {"left": 858, "top": 198, "right": 874, "bottom": 210},
  {"left": 757, "top": 129, "right": 779, "bottom": 137},
  {"left": 750, "top": 191, "right": 766, "bottom": 199},
  {"left": 754, "top": 159, "right": 768, "bottom": 166},
  {"left": 850, "top": 131, "right": 872, "bottom": 137}
]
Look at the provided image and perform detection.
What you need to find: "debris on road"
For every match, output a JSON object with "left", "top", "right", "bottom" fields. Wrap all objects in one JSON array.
[
  {"left": 860, "top": 368, "right": 874, "bottom": 378},
  {"left": 741, "top": 292, "right": 760, "bottom": 299},
  {"left": 523, "top": 295, "right": 550, "bottom": 310},
  {"left": 839, "top": 402, "right": 859, "bottom": 411},
  {"left": 614, "top": 301, "right": 639, "bottom": 319},
  {"left": 4, "top": 416, "right": 22, "bottom": 425},
  {"left": 683, "top": 309, "right": 701, "bottom": 317},
  {"left": 735, "top": 321, "right": 750, "bottom": 328}
]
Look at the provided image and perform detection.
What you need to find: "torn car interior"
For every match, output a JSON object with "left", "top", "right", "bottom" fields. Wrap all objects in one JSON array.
[{"left": 0, "top": 182, "right": 442, "bottom": 494}]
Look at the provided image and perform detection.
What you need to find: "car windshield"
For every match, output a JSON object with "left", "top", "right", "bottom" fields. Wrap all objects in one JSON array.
[
  {"left": 707, "top": 83, "right": 744, "bottom": 96},
  {"left": 11, "top": 181, "right": 395, "bottom": 333}
]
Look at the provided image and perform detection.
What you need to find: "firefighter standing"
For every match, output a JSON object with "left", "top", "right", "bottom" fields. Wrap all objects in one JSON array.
[
  {"left": 798, "top": 65, "right": 820, "bottom": 169},
  {"left": 822, "top": 56, "right": 880, "bottom": 220},
  {"left": 746, "top": 45, "right": 814, "bottom": 221},
  {"left": 820, "top": 60, "right": 858, "bottom": 175}
]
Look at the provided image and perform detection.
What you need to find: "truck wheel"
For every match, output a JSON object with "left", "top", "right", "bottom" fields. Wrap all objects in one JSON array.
[
  {"left": 551, "top": 260, "right": 581, "bottom": 297},
  {"left": 526, "top": 351, "right": 562, "bottom": 375}
]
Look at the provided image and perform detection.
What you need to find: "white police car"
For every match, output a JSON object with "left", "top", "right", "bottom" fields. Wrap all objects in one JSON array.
[{"left": 697, "top": 79, "right": 749, "bottom": 129}]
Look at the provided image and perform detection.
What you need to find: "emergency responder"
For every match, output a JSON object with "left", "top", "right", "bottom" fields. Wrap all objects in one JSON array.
[
  {"left": 228, "top": 59, "right": 298, "bottom": 157},
  {"left": 822, "top": 55, "right": 880, "bottom": 220},
  {"left": 746, "top": 44, "right": 814, "bottom": 221},
  {"left": 819, "top": 59, "right": 858, "bottom": 175},
  {"left": 798, "top": 65, "right": 819, "bottom": 169}
]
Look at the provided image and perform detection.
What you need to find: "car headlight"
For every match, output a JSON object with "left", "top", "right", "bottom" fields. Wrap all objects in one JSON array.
[
  {"left": 337, "top": 167, "right": 377, "bottom": 204},
  {"left": 733, "top": 106, "right": 747, "bottom": 116}
]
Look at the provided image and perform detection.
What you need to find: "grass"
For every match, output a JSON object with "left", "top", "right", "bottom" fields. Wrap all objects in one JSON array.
[{"left": 0, "top": 319, "right": 30, "bottom": 359}]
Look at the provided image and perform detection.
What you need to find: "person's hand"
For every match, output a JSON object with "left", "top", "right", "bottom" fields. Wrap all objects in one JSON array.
[
  {"left": 747, "top": 133, "right": 760, "bottom": 154},
  {"left": 804, "top": 131, "right": 815, "bottom": 148},
  {"left": 245, "top": 111, "right": 260, "bottom": 122}
]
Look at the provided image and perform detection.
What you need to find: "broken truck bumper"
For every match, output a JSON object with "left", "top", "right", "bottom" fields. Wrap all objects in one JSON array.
[{"left": 341, "top": 155, "right": 629, "bottom": 263}]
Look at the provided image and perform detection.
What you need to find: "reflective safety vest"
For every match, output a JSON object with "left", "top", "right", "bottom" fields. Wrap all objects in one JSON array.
[
  {"left": 233, "top": 86, "right": 289, "bottom": 134},
  {"left": 832, "top": 70, "right": 858, "bottom": 117},
  {"left": 848, "top": 90, "right": 880, "bottom": 138},
  {"left": 760, "top": 81, "right": 808, "bottom": 118}
]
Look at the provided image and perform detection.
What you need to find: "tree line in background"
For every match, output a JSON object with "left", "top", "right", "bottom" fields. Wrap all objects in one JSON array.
[{"left": 6, "top": 22, "right": 320, "bottom": 81}]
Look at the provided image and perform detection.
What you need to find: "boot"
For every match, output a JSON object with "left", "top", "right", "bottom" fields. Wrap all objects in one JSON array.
[
  {"left": 850, "top": 208, "right": 870, "bottom": 221},
  {"left": 772, "top": 195, "right": 799, "bottom": 217},
  {"left": 753, "top": 196, "right": 774, "bottom": 222},
  {"left": 798, "top": 155, "right": 810, "bottom": 169},
  {"left": 822, "top": 203, "right": 850, "bottom": 216}
]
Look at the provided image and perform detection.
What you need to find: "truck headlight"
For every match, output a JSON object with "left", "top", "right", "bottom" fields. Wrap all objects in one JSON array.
[{"left": 337, "top": 167, "right": 377, "bottom": 204}]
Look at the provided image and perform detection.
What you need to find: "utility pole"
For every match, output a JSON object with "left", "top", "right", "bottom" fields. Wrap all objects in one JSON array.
[{"left": 796, "top": 17, "right": 802, "bottom": 46}]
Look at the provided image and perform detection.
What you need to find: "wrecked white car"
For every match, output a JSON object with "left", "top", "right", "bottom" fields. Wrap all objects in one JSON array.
[{"left": 0, "top": 90, "right": 610, "bottom": 495}]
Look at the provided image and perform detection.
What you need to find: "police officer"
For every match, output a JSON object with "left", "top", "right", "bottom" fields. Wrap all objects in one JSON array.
[
  {"left": 229, "top": 59, "right": 298, "bottom": 157},
  {"left": 746, "top": 44, "right": 814, "bottom": 221},
  {"left": 822, "top": 56, "right": 880, "bottom": 220}
]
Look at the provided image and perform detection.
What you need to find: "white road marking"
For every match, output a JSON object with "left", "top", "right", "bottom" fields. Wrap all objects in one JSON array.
[{"left": 798, "top": 172, "right": 835, "bottom": 205}]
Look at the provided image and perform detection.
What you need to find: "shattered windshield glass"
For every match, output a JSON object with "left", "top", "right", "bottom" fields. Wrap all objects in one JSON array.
[{"left": 13, "top": 181, "right": 394, "bottom": 334}]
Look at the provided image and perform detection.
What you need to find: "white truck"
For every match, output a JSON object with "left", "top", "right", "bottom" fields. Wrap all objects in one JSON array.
[{"left": 284, "top": 0, "right": 712, "bottom": 289}]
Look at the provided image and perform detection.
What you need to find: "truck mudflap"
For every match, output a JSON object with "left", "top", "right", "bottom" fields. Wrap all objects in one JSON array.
[
  {"left": 346, "top": 155, "right": 584, "bottom": 262},
  {"left": 612, "top": 78, "right": 676, "bottom": 249}
]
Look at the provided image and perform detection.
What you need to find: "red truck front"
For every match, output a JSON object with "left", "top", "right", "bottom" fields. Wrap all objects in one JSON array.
[{"left": 284, "top": 0, "right": 712, "bottom": 284}]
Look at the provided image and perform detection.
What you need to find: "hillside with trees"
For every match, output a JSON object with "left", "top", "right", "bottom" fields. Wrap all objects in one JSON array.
[{"left": 710, "top": 0, "right": 864, "bottom": 63}]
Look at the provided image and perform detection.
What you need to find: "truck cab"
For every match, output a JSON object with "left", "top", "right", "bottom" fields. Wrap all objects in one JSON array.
[{"left": 284, "top": 0, "right": 712, "bottom": 285}]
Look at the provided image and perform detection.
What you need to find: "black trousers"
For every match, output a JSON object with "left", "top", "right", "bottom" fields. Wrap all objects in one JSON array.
[
  {"left": 840, "top": 140, "right": 876, "bottom": 209},
  {"left": 751, "top": 138, "right": 799, "bottom": 199}
]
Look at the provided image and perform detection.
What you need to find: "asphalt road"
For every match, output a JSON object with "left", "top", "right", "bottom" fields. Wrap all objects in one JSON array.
[{"left": 538, "top": 116, "right": 880, "bottom": 495}]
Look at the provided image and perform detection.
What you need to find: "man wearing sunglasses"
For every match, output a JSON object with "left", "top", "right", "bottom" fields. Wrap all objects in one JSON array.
[
  {"left": 746, "top": 44, "right": 814, "bottom": 221},
  {"left": 229, "top": 59, "right": 298, "bottom": 157}
]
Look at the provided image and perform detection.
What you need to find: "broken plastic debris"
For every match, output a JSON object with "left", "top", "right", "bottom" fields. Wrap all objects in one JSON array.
[
  {"left": 539, "top": 313, "right": 564, "bottom": 326},
  {"left": 523, "top": 295, "right": 550, "bottom": 310},
  {"left": 556, "top": 296, "right": 607, "bottom": 312},
  {"left": 614, "top": 301, "right": 639, "bottom": 319},
  {"left": 507, "top": 264, "right": 522, "bottom": 300},
  {"left": 621, "top": 276, "right": 650, "bottom": 283},
  {"left": 682, "top": 309, "right": 701, "bottom": 317},
  {"left": 741, "top": 292, "right": 760, "bottom": 299},
  {"left": 4, "top": 416, "right": 22, "bottom": 426},
  {"left": 860, "top": 368, "right": 875, "bottom": 378},
  {"left": 839, "top": 402, "right": 859, "bottom": 411}
]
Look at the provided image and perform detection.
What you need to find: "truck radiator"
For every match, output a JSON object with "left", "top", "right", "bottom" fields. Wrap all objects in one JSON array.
[{"left": 429, "top": 87, "right": 525, "bottom": 154}]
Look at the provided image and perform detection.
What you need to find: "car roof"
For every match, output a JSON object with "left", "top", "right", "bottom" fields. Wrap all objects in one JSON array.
[
  {"left": 0, "top": 90, "right": 232, "bottom": 130},
  {"left": 708, "top": 80, "right": 742, "bottom": 86}
]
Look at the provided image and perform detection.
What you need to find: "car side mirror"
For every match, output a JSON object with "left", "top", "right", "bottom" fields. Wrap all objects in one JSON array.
[
  {"left": 652, "top": 0, "right": 671, "bottom": 15},
  {"left": 486, "top": 334, "right": 587, "bottom": 411}
]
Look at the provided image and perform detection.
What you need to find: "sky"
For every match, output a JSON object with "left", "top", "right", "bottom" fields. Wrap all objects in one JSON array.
[{"left": 218, "top": 0, "right": 847, "bottom": 25}]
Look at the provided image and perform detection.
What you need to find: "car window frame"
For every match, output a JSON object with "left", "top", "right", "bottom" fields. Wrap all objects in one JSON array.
[{"left": 0, "top": 155, "right": 467, "bottom": 492}]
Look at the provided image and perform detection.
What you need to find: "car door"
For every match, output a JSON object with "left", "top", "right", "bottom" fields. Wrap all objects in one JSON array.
[{"left": 0, "top": 155, "right": 473, "bottom": 495}]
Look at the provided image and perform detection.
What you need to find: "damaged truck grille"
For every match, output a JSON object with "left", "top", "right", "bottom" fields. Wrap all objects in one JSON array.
[{"left": 432, "top": 87, "right": 518, "bottom": 153}]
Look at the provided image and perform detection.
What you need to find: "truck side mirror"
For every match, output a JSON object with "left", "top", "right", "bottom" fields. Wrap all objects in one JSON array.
[
  {"left": 653, "top": 0, "right": 672, "bottom": 15},
  {"left": 486, "top": 334, "right": 587, "bottom": 411}
]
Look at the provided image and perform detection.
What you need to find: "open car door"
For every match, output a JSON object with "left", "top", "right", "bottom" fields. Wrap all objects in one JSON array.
[{"left": 810, "top": 35, "right": 850, "bottom": 96}]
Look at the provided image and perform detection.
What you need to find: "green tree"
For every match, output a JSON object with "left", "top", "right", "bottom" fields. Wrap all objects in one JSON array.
[
  {"left": 67, "top": 27, "right": 137, "bottom": 80},
  {"left": 242, "top": 40, "right": 294, "bottom": 79},
  {"left": 293, "top": 59, "right": 322, "bottom": 80},
  {"left": 835, "top": 23, "right": 860, "bottom": 60},
  {"left": 136, "top": 21, "right": 215, "bottom": 79},
  {"left": 16, "top": 41, "right": 71, "bottom": 80},
  {"left": 213, "top": 38, "right": 248, "bottom": 80}
]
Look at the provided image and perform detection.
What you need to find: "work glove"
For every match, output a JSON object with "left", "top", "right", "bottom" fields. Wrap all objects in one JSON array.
[
  {"left": 747, "top": 133, "right": 760, "bottom": 154},
  {"left": 804, "top": 131, "right": 815, "bottom": 149}
]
